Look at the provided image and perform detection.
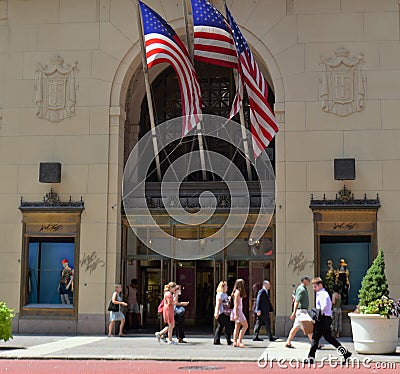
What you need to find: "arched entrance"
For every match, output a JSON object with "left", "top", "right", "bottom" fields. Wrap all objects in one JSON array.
[{"left": 120, "top": 60, "right": 276, "bottom": 332}]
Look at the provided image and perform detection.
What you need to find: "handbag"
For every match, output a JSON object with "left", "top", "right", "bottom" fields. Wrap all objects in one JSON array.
[
  {"left": 222, "top": 298, "right": 232, "bottom": 316},
  {"left": 157, "top": 299, "right": 164, "bottom": 314},
  {"left": 174, "top": 305, "right": 185, "bottom": 316},
  {"left": 108, "top": 300, "right": 119, "bottom": 312}
]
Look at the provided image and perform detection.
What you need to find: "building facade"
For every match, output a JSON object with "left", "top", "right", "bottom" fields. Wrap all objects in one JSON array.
[{"left": 1, "top": 0, "right": 400, "bottom": 336}]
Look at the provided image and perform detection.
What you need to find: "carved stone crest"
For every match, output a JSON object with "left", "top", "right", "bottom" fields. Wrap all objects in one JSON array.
[
  {"left": 320, "top": 47, "right": 366, "bottom": 117},
  {"left": 35, "top": 55, "right": 78, "bottom": 122}
]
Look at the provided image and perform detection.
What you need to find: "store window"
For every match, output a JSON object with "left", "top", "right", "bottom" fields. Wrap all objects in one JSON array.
[
  {"left": 28, "top": 238, "right": 75, "bottom": 306},
  {"left": 19, "top": 191, "right": 84, "bottom": 317}
]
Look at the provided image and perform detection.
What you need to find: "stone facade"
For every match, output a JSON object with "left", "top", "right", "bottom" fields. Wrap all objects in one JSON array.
[{"left": 1, "top": 0, "right": 400, "bottom": 336}]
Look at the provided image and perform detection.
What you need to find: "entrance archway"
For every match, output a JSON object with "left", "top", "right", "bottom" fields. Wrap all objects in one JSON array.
[{"left": 110, "top": 27, "right": 285, "bottom": 332}]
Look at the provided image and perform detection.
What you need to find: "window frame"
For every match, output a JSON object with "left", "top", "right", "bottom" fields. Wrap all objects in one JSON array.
[{"left": 19, "top": 211, "right": 82, "bottom": 319}]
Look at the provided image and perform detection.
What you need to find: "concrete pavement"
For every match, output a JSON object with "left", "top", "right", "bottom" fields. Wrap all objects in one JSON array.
[{"left": 0, "top": 334, "right": 399, "bottom": 365}]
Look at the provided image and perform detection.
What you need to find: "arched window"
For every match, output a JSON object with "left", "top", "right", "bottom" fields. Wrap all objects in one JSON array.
[{"left": 128, "top": 62, "right": 275, "bottom": 181}]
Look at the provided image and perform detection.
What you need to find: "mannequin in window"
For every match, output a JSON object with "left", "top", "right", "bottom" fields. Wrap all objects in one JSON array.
[
  {"left": 336, "top": 259, "right": 350, "bottom": 304},
  {"left": 59, "top": 258, "right": 74, "bottom": 304},
  {"left": 325, "top": 259, "right": 337, "bottom": 297}
]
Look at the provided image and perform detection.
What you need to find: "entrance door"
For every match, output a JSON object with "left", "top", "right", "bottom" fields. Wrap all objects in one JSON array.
[
  {"left": 141, "top": 266, "right": 161, "bottom": 325},
  {"left": 249, "top": 261, "right": 274, "bottom": 333},
  {"left": 196, "top": 261, "right": 215, "bottom": 329}
]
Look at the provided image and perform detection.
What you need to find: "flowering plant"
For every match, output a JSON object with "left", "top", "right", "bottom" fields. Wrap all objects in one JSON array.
[{"left": 359, "top": 296, "right": 400, "bottom": 319}]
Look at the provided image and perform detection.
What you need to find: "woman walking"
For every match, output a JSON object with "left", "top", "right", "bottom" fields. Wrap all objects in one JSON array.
[
  {"left": 331, "top": 285, "right": 342, "bottom": 338},
  {"left": 155, "top": 281, "right": 177, "bottom": 345},
  {"left": 174, "top": 284, "right": 189, "bottom": 343},
  {"left": 230, "top": 279, "right": 248, "bottom": 348},
  {"left": 108, "top": 284, "right": 128, "bottom": 337},
  {"left": 214, "top": 281, "right": 233, "bottom": 345}
]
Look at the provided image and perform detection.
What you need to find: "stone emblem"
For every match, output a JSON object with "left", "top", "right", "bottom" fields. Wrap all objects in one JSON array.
[
  {"left": 320, "top": 47, "right": 366, "bottom": 117},
  {"left": 35, "top": 55, "right": 78, "bottom": 122}
]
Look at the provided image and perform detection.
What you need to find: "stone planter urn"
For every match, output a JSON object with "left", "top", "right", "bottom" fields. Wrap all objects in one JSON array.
[{"left": 349, "top": 313, "right": 399, "bottom": 354}]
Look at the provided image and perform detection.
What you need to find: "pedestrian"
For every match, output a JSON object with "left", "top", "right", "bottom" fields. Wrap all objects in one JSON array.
[
  {"left": 126, "top": 278, "right": 140, "bottom": 330},
  {"left": 331, "top": 285, "right": 342, "bottom": 338},
  {"left": 174, "top": 284, "right": 189, "bottom": 343},
  {"left": 155, "top": 281, "right": 177, "bottom": 345},
  {"left": 213, "top": 281, "right": 233, "bottom": 345},
  {"left": 306, "top": 277, "right": 351, "bottom": 363},
  {"left": 285, "top": 276, "right": 314, "bottom": 348},
  {"left": 230, "top": 279, "right": 248, "bottom": 348},
  {"left": 251, "top": 282, "right": 261, "bottom": 315},
  {"left": 108, "top": 284, "right": 128, "bottom": 337},
  {"left": 253, "top": 280, "right": 277, "bottom": 342}
]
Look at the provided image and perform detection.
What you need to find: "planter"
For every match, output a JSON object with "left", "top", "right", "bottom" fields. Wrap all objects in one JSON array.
[{"left": 349, "top": 313, "right": 399, "bottom": 354}]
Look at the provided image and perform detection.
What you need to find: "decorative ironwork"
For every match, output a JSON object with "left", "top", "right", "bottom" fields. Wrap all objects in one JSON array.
[
  {"left": 143, "top": 195, "right": 271, "bottom": 210},
  {"left": 310, "top": 185, "right": 380, "bottom": 210},
  {"left": 19, "top": 188, "right": 84, "bottom": 211},
  {"left": 130, "top": 63, "right": 275, "bottom": 183}
]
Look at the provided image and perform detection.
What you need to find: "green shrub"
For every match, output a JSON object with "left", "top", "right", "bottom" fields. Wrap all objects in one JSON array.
[
  {"left": 358, "top": 249, "right": 389, "bottom": 308},
  {"left": 0, "top": 302, "right": 15, "bottom": 342}
]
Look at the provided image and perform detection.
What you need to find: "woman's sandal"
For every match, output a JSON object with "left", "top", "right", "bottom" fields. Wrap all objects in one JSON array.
[{"left": 285, "top": 343, "right": 295, "bottom": 348}]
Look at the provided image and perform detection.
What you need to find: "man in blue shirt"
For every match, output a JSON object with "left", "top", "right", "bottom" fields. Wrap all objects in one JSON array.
[
  {"left": 253, "top": 280, "right": 277, "bottom": 341},
  {"left": 307, "top": 277, "right": 352, "bottom": 363}
]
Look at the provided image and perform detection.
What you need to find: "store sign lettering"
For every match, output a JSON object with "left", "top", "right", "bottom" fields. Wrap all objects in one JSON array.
[
  {"left": 39, "top": 223, "right": 64, "bottom": 233},
  {"left": 332, "top": 222, "right": 359, "bottom": 231}
]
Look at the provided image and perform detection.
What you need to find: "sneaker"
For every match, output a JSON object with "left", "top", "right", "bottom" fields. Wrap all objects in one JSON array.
[
  {"left": 155, "top": 332, "right": 161, "bottom": 343},
  {"left": 167, "top": 340, "right": 178, "bottom": 345},
  {"left": 161, "top": 334, "right": 167, "bottom": 343}
]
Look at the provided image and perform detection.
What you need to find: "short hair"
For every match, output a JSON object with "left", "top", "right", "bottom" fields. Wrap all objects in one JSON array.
[
  {"left": 263, "top": 280, "right": 270, "bottom": 287},
  {"left": 115, "top": 283, "right": 122, "bottom": 290},
  {"left": 311, "top": 277, "right": 323, "bottom": 285},
  {"left": 301, "top": 276, "right": 310, "bottom": 282}
]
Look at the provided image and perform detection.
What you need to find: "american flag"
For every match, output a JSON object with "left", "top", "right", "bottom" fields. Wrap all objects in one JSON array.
[
  {"left": 139, "top": 1, "right": 202, "bottom": 136},
  {"left": 191, "top": 0, "right": 237, "bottom": 69},
  {"left": 226, "top": 5, "right": 279, "bottom": 158}
]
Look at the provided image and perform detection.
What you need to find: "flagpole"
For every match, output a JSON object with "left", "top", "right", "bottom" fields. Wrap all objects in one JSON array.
[
  {"left": 183, "top": 0, "right": 207, "bottom": 181},
  {"left": 136, "top": 0, "right": 162, "bottom": 182},
  {"left": 234, "top": 71, "right": 253, "bottom": 180}
]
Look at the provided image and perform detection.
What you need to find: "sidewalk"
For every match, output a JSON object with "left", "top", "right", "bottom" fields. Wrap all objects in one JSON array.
[{"left": 0, "top": 334, "right": 400, "bottom": 363}]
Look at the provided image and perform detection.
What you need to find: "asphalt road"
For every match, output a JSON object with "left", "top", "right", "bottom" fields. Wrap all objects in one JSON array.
[{"left": 0, "top": 360, "right": 397, "bottom": 374}]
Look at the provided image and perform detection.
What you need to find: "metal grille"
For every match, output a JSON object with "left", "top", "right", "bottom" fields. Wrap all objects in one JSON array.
[{"left": 132, "top": 63, "right": 275, "bottom": 181}]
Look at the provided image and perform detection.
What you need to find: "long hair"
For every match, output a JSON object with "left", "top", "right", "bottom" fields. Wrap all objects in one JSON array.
[
  {"left": 252, "top": 282, "right": 261, "bottom": 296},
  {"left": 216, "top": 281, "right": 227, "bottom": 294},
  {"left": 164, "top": 281, "right": 176, "bottom": 292},
  {"left": 232, "top": 279, "right": 246, "bottom": 298}
]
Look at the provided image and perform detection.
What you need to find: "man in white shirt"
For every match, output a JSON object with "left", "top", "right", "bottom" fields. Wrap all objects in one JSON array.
[{"left": 307, "top": 277, "right": 352, "bottom": 363}]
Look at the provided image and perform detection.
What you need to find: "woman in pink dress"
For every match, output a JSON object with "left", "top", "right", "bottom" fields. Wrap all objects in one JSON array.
[
  {"left": 155, "top": 281, "right": 177, "bottom": 345},
  {"left": 230, "top": 279, "right": 248, "bottom": 348}
]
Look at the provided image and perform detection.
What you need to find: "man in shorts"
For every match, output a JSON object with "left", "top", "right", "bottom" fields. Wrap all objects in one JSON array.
[{"left": 285, "top": 275, "right": 313, "bottom": 348}]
